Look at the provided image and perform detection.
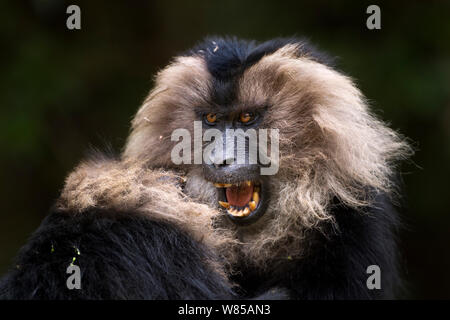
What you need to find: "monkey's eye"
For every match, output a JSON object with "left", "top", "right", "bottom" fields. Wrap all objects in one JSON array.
[
  {"left": 239, "top": 112, "right": 254, "bottom": 124},
  {"left": 204, "top": 113, "right": 217, "bottom": 124}
]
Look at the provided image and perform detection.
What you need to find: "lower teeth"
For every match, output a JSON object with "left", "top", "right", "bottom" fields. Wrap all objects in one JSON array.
[{"left": 217, "top": 185, "right": 260, "bottom": 217}]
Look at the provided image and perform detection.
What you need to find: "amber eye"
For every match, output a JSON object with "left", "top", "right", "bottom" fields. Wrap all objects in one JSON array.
[
  {"left": 239, "top": 112, "right": 253, "bottom": 123},
  {"left": 205, "top": 113, "right": 217, "bottom": 124}
]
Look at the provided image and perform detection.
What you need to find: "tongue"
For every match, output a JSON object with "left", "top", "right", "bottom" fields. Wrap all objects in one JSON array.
[{"left": 226, "top": 184, "right": 254, "bottom": 207}]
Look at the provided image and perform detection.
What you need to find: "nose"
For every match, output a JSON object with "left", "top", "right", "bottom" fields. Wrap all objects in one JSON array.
[
  {"left": 207, "top": 150, "right": 235, "bottom": 168},
  {"left": 206, "top": 131, "right": 237, "bottom": 167}
]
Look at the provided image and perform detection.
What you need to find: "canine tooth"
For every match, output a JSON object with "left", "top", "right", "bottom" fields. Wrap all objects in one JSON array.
[
  {"left": 218, "top": 201, "right": 230, "bottom": 209},
  {"left": 243, "top": 207, "right": 250, "bottom": 216},
  {"left": 252, "top": 192, "right": 259, "bottom": 204},
  {"left": 249, "top": 201, "right": 256, "bottom": 211}
]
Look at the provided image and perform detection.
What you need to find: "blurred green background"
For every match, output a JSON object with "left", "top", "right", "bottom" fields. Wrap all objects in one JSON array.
[{"left": 0, "top": 0, "right": 449, "bottom": 299}]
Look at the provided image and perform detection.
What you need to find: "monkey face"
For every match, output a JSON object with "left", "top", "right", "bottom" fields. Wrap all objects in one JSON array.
[{"left": 199, "top": 109, "right": 272, "bottom": 225}]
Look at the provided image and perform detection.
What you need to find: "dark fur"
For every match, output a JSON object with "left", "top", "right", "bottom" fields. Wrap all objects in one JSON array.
[
  {"left": 188, "top": 36, "right": 333, "bottom": 107},
  {"left": 0, "top": 208, "right": 234, "bottom": 299},
  {"left": 232, "top": 194, "right": 402, "bottom": 299},
  {"left": 0, "top": 193, "right": 401, "bottom": 299}
]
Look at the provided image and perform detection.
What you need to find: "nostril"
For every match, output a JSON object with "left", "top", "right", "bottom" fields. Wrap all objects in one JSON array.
[
  {"left": 215, "top": 162, "right": 227, "bottom": 168},
  {"left": 214, "top": 157, "right": 235, "bottom": 168}
]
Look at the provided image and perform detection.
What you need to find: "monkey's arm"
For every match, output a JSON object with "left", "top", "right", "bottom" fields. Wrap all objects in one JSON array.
[
  {"left": 0, "top": 157, "right": 234, "bottom": 299},
  {"left": 0, "top": 207, "right": 234, "bottom": 300},
  {"left": 283, "top": 194, "right": 401, "bottom": 299}
]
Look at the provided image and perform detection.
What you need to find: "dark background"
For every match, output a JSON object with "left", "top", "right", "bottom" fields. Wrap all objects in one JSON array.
[{"left": 0, "top": 0, "right": 449, "bottom": 299}]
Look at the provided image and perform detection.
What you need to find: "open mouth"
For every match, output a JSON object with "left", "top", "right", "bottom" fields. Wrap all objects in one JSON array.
[{"left": 214, "top": 180, "right": 265, "bottom": 224}]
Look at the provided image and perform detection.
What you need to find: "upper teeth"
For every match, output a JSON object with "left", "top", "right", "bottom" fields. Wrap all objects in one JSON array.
[
  {"left": 214, "top": 183, "right": 232, "bottom": 188},
  {"left": 214, "top": 180, "right": 253, "bottom": 188}
]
